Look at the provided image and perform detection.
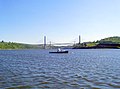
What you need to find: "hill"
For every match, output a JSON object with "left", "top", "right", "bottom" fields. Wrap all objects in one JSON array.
[
  {"left": 99, "top": 36, "right": 120, "bottom": 44},
  {"left": 0, "top": 41, "right": 42, "bottom": 49},
  {"left": 74, "top": 36, "right": 120, "bottom": 49}
]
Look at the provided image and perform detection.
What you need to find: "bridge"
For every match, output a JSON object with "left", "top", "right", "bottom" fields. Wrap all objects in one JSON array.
[
  {"left": 38, "top": 35, "right": 81, "bottom": 49},
  {"left": 49, "top": 42, "right": 74, "bottom": 46}
]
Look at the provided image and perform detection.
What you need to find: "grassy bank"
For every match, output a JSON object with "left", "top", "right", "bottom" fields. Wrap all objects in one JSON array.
[
  {"left": 0, "top": 41, "right": 41, "bottom": 49},
  {"left": 74, "top": 36, "right": 120, "bottom": 49}
]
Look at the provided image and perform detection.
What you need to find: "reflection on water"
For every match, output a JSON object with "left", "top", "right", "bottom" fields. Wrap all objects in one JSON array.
[{"left": 0, "top": 49, "right": 120, "bottom": 89}]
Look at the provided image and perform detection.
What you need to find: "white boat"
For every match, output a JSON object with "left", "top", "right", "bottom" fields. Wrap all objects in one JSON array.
[{"left": 49, "top": 48, "right": 68, "bottom": 53}]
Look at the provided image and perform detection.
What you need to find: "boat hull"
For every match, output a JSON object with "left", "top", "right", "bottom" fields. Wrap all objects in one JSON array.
[{"left": 49, "top": 51, "right": 68, "bottom": 53}]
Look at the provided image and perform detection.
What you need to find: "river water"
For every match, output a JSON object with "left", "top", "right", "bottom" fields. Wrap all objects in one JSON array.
[{"left": 0, "top": 49, "right": 120, "bottom": 89}]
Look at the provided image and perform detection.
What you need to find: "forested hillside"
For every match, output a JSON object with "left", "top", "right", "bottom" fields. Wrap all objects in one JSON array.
[
  {"left": 74, "top": 36, "right": 120, "bottom": 49},
  {"left": 0, "top": 41, "right": 40, "bottom": 49},
  {"left": 99, "top": 36, "right": 120, "bottom": 44}
]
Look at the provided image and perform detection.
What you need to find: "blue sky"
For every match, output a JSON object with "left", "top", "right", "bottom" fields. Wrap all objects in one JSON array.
[{"left": 0, "top": 0, "right": 120, "bottom": 44}]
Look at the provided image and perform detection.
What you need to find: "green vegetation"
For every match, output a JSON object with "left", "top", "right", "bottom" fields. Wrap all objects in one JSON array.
[
  {"left": 85, "top": 42, "right": 98, "bottom": 47},
  {"left": 99, "top": 36, "right": 120, "bottom": 44},
  {"left": 0, "top": 41, "right": 41, "bottom": 49},
  {"left": 74, "top": 36, "right": 120, "bottom": 49},
  {"left": 74, "top": 42, "right": 98, "bottom": 48},
  {"left": 87, "top": 36, "right": 120, "bottom": 46}
]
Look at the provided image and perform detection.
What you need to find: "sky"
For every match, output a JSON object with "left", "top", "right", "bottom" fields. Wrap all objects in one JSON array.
[{"left": 0, "top": 0, "right": 120, "bottom": 44}]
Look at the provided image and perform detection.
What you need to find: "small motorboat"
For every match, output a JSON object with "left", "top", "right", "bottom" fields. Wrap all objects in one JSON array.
[
  {"left": 49, "top": 51, "right": 68, "bottom": 53},
  {"left": 49, "top": 48, "right": 68, "bottom": 53}
]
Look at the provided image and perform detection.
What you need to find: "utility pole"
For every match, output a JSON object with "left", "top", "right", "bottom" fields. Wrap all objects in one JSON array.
[
  {"left": 49, "top": 41, "right": 52, "bottom": 49},
  {"left": 44, "top": 36, "right": 46, "bottom": 49},
  {"left": 79, "top": 35, "right": 81, "bottom": 44}
]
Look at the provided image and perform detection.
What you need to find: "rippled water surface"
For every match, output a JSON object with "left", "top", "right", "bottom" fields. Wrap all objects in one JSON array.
[{"left": 0, "top": 49, "right": 120, "bottom": 89}]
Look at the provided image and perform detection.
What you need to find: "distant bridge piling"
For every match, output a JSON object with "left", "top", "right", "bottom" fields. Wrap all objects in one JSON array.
[{"left": 44, "top": 36, "right": 47, "bottom": 49}]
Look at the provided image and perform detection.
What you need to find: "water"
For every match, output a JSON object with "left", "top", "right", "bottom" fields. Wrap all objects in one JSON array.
[{"left": 0, "top": 49, "right": 120, "bottom": 89}]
